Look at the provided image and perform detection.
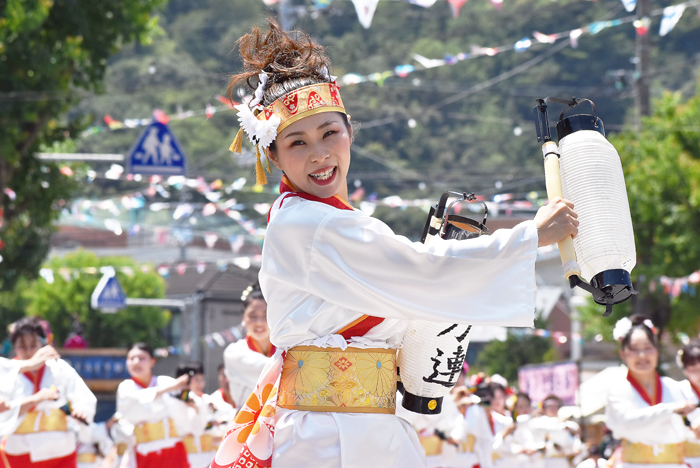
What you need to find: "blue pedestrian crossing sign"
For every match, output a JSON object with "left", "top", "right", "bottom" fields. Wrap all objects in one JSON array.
[
  {"left": 128, "top": 121, "right": 187, "bottom": 175},
  {"left": 91, "top": 270, "right": 127, "bottom": 313}
]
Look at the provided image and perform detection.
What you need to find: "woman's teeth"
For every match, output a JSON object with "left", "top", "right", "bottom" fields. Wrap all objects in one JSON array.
[{"left": 310, "top": 167, "right": 335, "bottom": 180}]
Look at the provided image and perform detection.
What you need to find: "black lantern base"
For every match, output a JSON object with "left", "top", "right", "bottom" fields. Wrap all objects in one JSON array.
[{"left": 401, "top": 391, "right": 443, "bottom": 415}]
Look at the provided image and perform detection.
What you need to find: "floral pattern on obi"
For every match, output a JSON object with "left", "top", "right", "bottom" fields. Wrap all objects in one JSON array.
[{"left": 278, "top": 346, "right": 397, "bottom": 414}]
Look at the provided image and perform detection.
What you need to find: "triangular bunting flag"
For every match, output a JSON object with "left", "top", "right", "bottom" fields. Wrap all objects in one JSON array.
[
  {"left": 351, "top": 0, "right": 379, "bottom": 29},
  {"left": 659, "top": 5, "right": 685, "bottom": 36},
  {"left": 620, "top": 0, "right": 636, "bottom": 12},
  {"left": 407, "top": 0, "right": 438, "bottom": 7},
  {"left": 447, "top": 0, "right": 467, "bottom": 17}
]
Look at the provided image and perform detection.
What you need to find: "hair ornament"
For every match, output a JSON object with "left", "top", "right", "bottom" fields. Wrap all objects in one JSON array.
[
  {"left": 241, "top": 285, "right": 255, "bottom": 302},
  {"left": 250, "top": 72, "right": 269, "bottom": 108},
  {"left": 643, "top": 319, "right": 658, "bottom": 335},
  {"left": 677, "top": 349, "right": 685, "bottom": 368},
  {"left": 612, "top": 317, "right": 633, "bottom": 342}
]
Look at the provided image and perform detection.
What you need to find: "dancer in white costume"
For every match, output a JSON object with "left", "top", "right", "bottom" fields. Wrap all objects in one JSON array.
[
  {"left": 493, "top": 392, "right": 538, "bottom": 468},
  {"left": 116, "top": 343, "right": 192, "bottom": 468},
  {"left": 175, "top": 362, "right": 213, "bottom": 468},
  {"left": 0, "top": 317, "right": 96, "bottom": 468},
  {"left": 223, "top": 282, "right": 275, "bottom": 411},
  {"left": 210, "top": 19, "right": 579, "bottom": 468},
  {"left": 605, "top": 315, "right": 698, "bottom": 468},
  {"left": 528, "top": 395, "right": 580, "bottom": 468},
  {"left": 676, "top": 339, "right": 700, "bottom": 468}
]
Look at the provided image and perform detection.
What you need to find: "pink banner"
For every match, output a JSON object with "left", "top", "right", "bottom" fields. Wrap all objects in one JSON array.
[{"left": 518, "top": 361, "right": 578, "bottom": 406}]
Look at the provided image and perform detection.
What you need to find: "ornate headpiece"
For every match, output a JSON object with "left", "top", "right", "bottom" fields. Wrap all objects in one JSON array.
[{"left": 229, "top": 73, "right": 346, "bottom": 186}]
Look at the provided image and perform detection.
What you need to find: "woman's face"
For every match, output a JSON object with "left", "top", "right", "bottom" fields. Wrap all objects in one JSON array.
[
  {"left": 242, "top": 298, "right": 270, "bottom": 343},
  {"left": 491, "top": 389, "right": 506, "bottom": 414},
  {"left": 189, "top": 373, "right": 206, "bottom": 395},
  {"left": 14, "top": 333, "right": 42, "bottom": 360},
  {"left": 126, "top": 347, "right": 156, "bottom": 381},
  {"left": 270, "top": 112, "right": 352, "bottom": 201},
  {"left": 515, "top": 397, "right": 532, "bottom": 416},
  {"left": 620, "top": 329, "right": 658, "bottom": 375},
  {"left": 542, "top": 398, "right": 561, "bottom": 417}
]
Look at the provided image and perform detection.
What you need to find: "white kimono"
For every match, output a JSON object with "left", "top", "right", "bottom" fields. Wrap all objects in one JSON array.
[
  {"left": 395, "top": 393, "right": 463, "bottom": 468},
  {"left": 0, "top": 358, "right": 21, "bottom": 434},
  {"left": 206, "top": 389, "right": 237, "bottom": 448},
  {"left": 260, "top": 195, "right": 538, "bottom": 467},
  {"left": 0, "top": 358, "right": 97, "bottom": 462},
  {"left": 77, "top": 422, "right": 113, "bottom": 468},
  {"left": 493, "top": 414, "right": 539, "bottom": 468},
  {"left": 223, "top": 339, "right": 272, "bottom": 409},
  {"left": 183, "top": 393, "right": 214, "bottom": 468},
  {"left": 606, "top": 371, "right": 687, "bottom": 468},
  {"left": 679, "top": 379, "right": 700, "bottom": 468},
  {"left": 116, "top": 376, "right": 192, "bottom": 457},
  {"left": 528, "top": 415, "right": 579, "bottom": 468}
]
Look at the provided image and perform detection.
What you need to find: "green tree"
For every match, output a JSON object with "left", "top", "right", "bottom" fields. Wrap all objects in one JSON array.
[
  {"left": 581, "top": 85, "right": 700, "bottom": 339},
  {"left": 475, "top": 331, "right": 553, "bottom": 383},
  {"left": 18, "top": 250, "right": 170, "bottom": 348},
  {"left": 0, "top": 0, "right": 166, "bottom": 291}
]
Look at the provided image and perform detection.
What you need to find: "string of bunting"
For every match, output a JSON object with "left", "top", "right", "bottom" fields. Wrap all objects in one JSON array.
[
  {"left": 79, "top": 0, "right": 699, "bottom": 138},
  {"left": 650, "top": 271, "right": 700, "bottom": 300}
]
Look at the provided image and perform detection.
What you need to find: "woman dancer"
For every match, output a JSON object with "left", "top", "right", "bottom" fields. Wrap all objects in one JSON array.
[
  {"left": 116, "top": 343, "right": 191, "bottom": 468},
  {"left": 212, "top": 19, "right": 578, "bottom": 468},
  {"left": 677, "top": 339, "right": 700, "bottom": 468},
  {"left": 222, "top": 282, "right": 275, "bottom": 409},
  {"left": 0, "top": 317, "right": 96, "bottom": 468},
  {"left": 606, "top": 315, "right": 696, "bottom": 467}
]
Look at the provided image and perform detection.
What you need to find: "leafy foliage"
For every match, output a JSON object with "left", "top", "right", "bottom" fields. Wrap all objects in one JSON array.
[
  {"left": 0, "top": 0, "right": 166, "bottom": 291},
  {"left": 476, "top": 332, "right": 553, "bottom": 383},
  {"left": 14, "top": 251, "right": 170, "bottom": 348}
]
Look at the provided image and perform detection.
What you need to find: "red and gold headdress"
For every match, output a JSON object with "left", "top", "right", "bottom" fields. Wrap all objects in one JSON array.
[{"left": 229, "top": 73, "right": 346, "bottom": 186}]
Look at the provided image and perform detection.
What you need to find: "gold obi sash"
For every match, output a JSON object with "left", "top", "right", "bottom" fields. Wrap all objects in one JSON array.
[
  {"left": 14, "top": 409, "right": 68, "bottom": 434},
  {"left": 419, "top": 435, "right": 443, "bottom": 456},
  {"left": 182, "top": 434, "right": 214, "bottom": 454},
  {"left": 278, "top": 346, "right": 397, "bottom": 414},
  {"left": 116, "top": 443, "right": 128, "bottom": 456},
  {"left": 460, "top": 434, "right": 476, "bottom": 453},
  {"left": 134, "top": 419, "right": 178, "bottom": 444},
  {"left": 686, "top": 441, "right": 700, "bottom": 458},
  {"left": 77, "top": 453, "right": 98, "bottom": 463},
  {"left": 621, "top": 440, "right": 685, "bottom": 464}
]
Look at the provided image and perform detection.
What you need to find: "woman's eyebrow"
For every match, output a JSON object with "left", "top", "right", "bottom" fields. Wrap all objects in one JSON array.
[{"left": 284, "top": 120, "right": 336, "bottom": 139}]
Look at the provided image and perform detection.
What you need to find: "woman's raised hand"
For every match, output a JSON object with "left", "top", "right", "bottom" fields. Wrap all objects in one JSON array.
[{"left": 534, "top": 197, "right": 579, "bottom": 248}]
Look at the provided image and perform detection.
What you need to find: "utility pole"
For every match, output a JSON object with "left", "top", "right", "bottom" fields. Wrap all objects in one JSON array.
[{"left": 634, "top": 0, "right": 652, "bottom": 130}]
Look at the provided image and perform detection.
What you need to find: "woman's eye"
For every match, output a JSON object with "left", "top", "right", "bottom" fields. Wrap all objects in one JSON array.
[
  {"left": 324, "top": 130, "right": 336, "bottom": 138},
  {"left": 291, "top": 140, "right": 305, "bottom": 146}
]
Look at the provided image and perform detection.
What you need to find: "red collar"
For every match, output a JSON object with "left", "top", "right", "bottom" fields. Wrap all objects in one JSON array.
[
  {"left": 269, "top": 175, "right": 354, "bottom": 223},
  {"left": 22, "top": 365, "right": 46, "bottom": 395},
  {"left": 246, "top": 335, "right": 276, "bottom": 358},
  {"left": 219, "top": 388, "right": 235, "bottom": 407},
  {"left": 627, "top": 371, "right": 662, "bottom": 406},
  {"left": 131, "top": 375, "right": 154, "bottom": 389},
  {"left": 690, "top": 380, "right": 700, "bottom": 401},
  {"left": 486, "top": 408, "right": 495, "bottom": 435}
]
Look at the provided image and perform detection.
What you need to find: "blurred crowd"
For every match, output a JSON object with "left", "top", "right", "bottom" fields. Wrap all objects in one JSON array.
[{"left": 2, "top": 291, "right": 700, "bottom": 468}]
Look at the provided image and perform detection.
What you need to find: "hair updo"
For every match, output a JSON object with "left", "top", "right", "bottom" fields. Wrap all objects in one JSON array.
[
  {"left": 228, "top": 19, "right": 353, "bottom": 152},
  {"left": 241, "top": 281, "right": 265, "bottom": 308},
  {"left": 228, "top": 19, "right": 332, "bottom": 107},
  {"left": 679, "top": 339, "right": 700, "bottom": 368},
  {"left": 620, "top": 314, "right": 658, "bottom": 350}
]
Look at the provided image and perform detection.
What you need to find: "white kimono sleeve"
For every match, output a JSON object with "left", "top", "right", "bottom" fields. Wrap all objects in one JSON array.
[
  {"left": 223, "top": 341, "right": 271, "bottom": 407},
  {"left": 265, "top": 205, "right": 537, "bottom": 326},
  {"left": 606, "top": 391, "right": 687, "bottom": 445},
  {"left": 55, "top": 359, "right": 97, "bottom": 424},
  {"left": 0, "top": 358, "right": 21, "bottom": 435}
]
